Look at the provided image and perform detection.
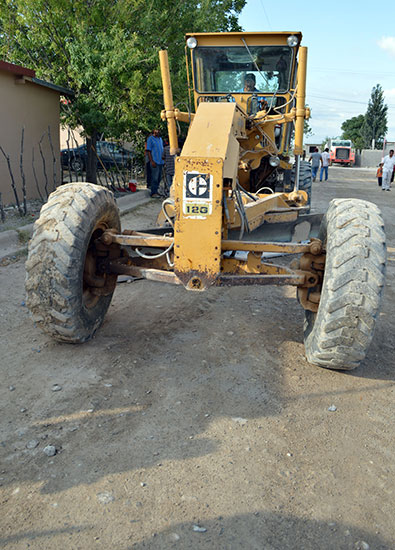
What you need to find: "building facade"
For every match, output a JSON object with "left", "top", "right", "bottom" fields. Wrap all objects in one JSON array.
[{"left": 0, "top": 60, "right": 72, "bottom": 205}]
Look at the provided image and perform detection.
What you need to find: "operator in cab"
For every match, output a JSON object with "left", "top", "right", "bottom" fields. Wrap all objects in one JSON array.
[{"left": 241, "top": 73, "right": 268, "bottom": 111}]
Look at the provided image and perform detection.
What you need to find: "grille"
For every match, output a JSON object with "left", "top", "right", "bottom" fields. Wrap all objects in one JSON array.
[{"left": 335, "top": 148, "right": 350, "bottom": 160}]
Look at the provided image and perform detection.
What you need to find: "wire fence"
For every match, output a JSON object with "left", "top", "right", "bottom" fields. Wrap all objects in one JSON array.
[{"left": 0, "top": 127, "right": 144, "bottom": 223}]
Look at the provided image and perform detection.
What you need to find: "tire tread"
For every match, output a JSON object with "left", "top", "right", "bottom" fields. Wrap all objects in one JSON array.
[{"left": 304, "top": 199, "right": 386, "bottom": 370}]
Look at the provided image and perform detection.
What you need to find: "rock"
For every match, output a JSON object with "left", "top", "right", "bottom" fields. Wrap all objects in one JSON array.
[
  {"left": 140, "top": 482, "right": 146, "bottom": 487},
  {"left": 227, "top": 331, "right": 234, "bottom": 336},
  {"left": 232, "top": 417, "right": 248, "bottom": 425},
  {"left": 193, "top": 525, "right": 207, "bottom": 533},
  {"left": 43, "top": 445, "right": 57, "bottom": 457},
  {"left": 26, "top": 439, "right": 39, "bottom": 449},
  {"left": 328, "top": 405, "right": 337, "bottom": 412},
  {"left": 97, "top": 492, "right": 115, "bottom": 504},
  {"left": 103, "top": 383, "right": 112, "bottom": 387},
  {"left": 51, "top": 384, "right": 62, "bottom": 392},
  {"left": 355, "top": 542, "right": 370, "bottom": 550},
  {"left": 169, "top": 533, "right": 180, "bottom": 541},
  {"left": 20, "top": 408, "right": 27, "bottom": 413},
  {"left": 9, "top": 386, "right": 15, "bottom": 391},
  {"left": 69, "top": 426, "right": 78, "bottom": 432}
]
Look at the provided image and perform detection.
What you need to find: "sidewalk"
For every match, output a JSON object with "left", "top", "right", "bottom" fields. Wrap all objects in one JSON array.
[{"left": 0, "top": 188, "right": 152, "bottom": 261}]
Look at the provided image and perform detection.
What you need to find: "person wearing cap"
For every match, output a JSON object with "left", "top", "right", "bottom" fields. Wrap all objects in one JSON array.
[{"left": 240, "top": 73, "right": 268, "bottom": 111}]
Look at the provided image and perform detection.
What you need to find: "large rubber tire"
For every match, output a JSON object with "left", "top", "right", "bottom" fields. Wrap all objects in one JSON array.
[
  {"left": 291, "top": 160, "right": 312, "bottom": 212},
  {"left": 25, "top": 183, "right": 120, "bottom": 343},
  {"left": 304, "top": 199, "right": 386, "bottom": 370}
]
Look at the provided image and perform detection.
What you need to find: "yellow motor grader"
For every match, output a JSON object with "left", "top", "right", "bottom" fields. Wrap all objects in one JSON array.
[{"left": 26, "top": 31, "right": 386, "bottom": 370}]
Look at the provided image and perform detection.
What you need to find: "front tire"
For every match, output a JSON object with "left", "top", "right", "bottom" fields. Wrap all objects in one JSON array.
[
  {"left": 304, "top": 199, "right": 386, "bottom": 370},
  {"left": 25, "top": 183, "right": 120, "bottom": 343}
]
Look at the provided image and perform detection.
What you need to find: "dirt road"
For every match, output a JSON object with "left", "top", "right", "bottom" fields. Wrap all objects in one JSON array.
[{"left": 1, "top": 167, "right": 394, "bottom": 550}]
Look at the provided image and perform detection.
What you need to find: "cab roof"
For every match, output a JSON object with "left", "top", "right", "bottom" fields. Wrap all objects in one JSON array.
[{"left": 185, "top": 31, "right": 303, "bottom": 47}]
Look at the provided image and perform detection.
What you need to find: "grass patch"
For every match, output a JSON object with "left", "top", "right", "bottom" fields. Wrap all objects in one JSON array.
[{"left": 17, "top": 229, "right": 31, "bottom": 245}]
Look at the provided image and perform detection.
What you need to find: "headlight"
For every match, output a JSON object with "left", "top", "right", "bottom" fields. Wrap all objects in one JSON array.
[
  {"left": 287, "top": 35, "right": 299, "bottom": 47},
  {"left": 186, "top": 37, "right": 198, "bottom": 49},
  {"left": 269, "top": 156, "right": 281, "bottom": 167}
]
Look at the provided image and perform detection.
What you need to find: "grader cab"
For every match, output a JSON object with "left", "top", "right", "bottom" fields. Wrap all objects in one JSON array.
[{"left": 26, "top": 31, "right": 386, "bottom": 371}]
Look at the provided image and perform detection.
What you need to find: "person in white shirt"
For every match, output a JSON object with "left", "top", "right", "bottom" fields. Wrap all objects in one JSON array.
[
  {"left": 320, "top": 147, "right": 330, "bottom": 182},
  {"left": 382, "top": 149, "right": 395, "bottom": 191}
]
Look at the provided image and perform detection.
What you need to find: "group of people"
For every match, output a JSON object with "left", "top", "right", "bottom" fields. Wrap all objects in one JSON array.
[
  {"left": 145, "top": 129, "right": 176, "bottom": 198},
  {"left": 308, "top": 147, "right": 330, "bottom": 182},
  {"left": 376, "top": 149, "right": 395, "bottom": 191},
  {"left": 146, "top": 128, "right": 395, "bottom": 194}
]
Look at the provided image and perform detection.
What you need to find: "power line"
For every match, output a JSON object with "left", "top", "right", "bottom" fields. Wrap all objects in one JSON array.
[
  {"left": 258, "top": 0, "right": 271, "bottom": 30},
  {"left": 309, "top": 66, "right": 395, "bottom": 77},
  {"left": 308, "top": 93, "right": 395, "bottom": 109}
]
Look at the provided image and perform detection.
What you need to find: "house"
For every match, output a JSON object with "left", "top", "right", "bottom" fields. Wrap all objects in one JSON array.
[
  {"left": 0, "top": 60, "right": 73, "bottom": 205},
  {"left": 305, "top": 143, "right": 322, "bottom": 154}
]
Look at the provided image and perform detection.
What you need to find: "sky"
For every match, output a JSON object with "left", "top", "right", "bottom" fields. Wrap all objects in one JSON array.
[{"left": 238, "top": 0, "right": 395, "bottom": 144}]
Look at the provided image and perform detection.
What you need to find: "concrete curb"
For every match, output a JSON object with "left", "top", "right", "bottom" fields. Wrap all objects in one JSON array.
[{"left": 0, "top": 189, "right": 152, "bottom": 261}]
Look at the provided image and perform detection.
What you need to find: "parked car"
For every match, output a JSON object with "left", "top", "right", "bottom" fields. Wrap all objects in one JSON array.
[{"left": 61, "top": 141, "right": 134, "bottom": 172}]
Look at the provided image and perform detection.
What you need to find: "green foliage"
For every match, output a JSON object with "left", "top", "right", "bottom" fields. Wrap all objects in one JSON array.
[
  {"left": 0, "top": 0, "right": 246, "bottom": 142},
  {"left": 303, "top": 105, "right": 313, "bottom": 138},
  {"left": 341, "top": 114, "right": 365, "bottom": 150},
  {"left": 341, "top": 85, "right": 388, "bottom": 150},
  {"left": 320, "top": 136, "right": 331, "bottom": 150},
  {"left": 304, "top": 120, "right": 313, "bottom": 138},
  {"left": 362, "top": 84, "right": 388, "bottom": 149},
  {"left": 17, "top": 228, "right": 30, "bottom": 244}
]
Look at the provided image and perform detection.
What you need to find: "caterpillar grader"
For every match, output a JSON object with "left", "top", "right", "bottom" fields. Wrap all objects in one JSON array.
[{"left": 26, "top": 31, "right": 386, "bottom": 370}]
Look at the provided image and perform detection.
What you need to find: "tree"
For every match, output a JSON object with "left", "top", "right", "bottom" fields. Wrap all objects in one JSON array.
[
  {"left": 0, "top": 0, "right": 246, "bottom": 182},
  {"left": 320, "top": 136, "right": 331, "bottom": 150},
  {"left": 362, "top": 84, "right": 388, "bottom": 149},
  {"left": 303, "top": 105, "right": 313, "bottom": 138},
  {"left": 341, "top": 114, "right": 365, "bottom": 150},
  {"left": 304, "top": 120, "right": 313, "bottom": 138}
]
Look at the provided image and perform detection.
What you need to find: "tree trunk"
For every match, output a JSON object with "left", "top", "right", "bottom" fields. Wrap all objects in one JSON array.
[{"left": 86, "top": 130, "right": 98, "bottom": 184}]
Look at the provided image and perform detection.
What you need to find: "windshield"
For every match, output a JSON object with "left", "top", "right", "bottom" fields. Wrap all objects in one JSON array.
[
  {"left": 332, "top": 140, "right": 352, "bottom": 147},
  {"left": 192, "top": 46, "right": 293, "bottom": 94}
]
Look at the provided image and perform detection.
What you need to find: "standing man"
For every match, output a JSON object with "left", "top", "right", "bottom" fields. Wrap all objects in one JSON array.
[
  {"left": 146, "top": 128, "right": 164, "bottom": 198},
  {"left": 320, "top": 147, "right": 330, "bottom": 182},
  {"left": 382, "top": 149, "right": 395, "bottom": 191},
  {"left": 308, "top": 147, "right": 322, "bottom": 182}
]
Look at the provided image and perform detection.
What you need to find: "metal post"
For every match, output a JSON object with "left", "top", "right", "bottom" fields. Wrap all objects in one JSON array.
[
  {"left": 293, "top": 154, "right": 301, "bottom": 192},
  {"left": 293, "top": 46, "right": 308, "bottom": 157},
  {"left": 159, "top": 49, "right": 179, "bottom": 156}
]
